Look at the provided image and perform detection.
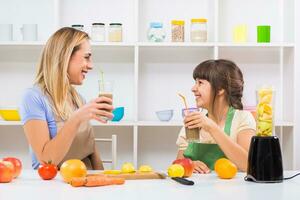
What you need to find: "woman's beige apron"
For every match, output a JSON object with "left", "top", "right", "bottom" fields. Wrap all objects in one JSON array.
[{"left": 55, "top": 116, "right": 95, "bottom": 169}]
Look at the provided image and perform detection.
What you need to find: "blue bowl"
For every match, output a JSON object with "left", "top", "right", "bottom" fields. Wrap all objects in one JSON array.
[
  {"left": 112, "top": 107, "right": 124, "bottom": 121},
  {"left": 155, "top": 109, "right": 173, "bottom": 121}
]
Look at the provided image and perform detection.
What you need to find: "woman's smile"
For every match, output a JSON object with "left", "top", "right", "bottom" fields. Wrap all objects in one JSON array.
[{"left": 81, "top": 69, "right": 88, "bottom": 79}]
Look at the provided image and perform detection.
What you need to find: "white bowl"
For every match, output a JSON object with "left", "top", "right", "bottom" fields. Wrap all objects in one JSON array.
[{"left": 155, "top": 110, "right": 174, "bottom": 121}]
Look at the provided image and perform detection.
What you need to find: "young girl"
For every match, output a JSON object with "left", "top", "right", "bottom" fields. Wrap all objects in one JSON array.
[
  {"left": 20, "top": 27, "right": 114, "bottom": 169},
  {"left": 176, "top": 59, "right": 256, "bottom": 173}
]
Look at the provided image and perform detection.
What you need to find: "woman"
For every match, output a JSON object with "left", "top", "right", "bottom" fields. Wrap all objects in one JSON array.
[
  {"left": 20, "top": 27, "right": 113, "bottom": 169},
  {"left": 176, "top": 59, "right": 256, "bottom": 173}
]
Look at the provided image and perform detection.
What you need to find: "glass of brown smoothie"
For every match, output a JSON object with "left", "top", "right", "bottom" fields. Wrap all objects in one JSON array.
[
  {"left": 182, "top": 107, "right": 200, "bottom": 143},
  {"left": 98, "top": 80, "right": 113, "bottom": 120}
]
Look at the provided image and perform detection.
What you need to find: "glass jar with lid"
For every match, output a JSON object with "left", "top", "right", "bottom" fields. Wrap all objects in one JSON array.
[
  {"left": 91, "top": 23, "right": 105, "bottom": 42},
  {"left": 171, "top": 20, "right": 185, "bottom": 42},
  {"left": 147, "top": 22, "right": 166, "bottom": 42},
  {"left": 109, "top": 23, "right": 122, "bottom": 42},
  {"left": 190, "top": 18, "right": 207, "bottom": 42},
  {"left": 71, "top": 24, "right": 84, "bottom": 31}
]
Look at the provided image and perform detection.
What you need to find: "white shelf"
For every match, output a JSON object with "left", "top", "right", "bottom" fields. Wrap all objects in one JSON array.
[
  {"left": 217, "top": 42, "right": 295, "bottom": 47},
  {"left": 0, "top": 41, "right": 45, "bottom": 47},
  {"left": 0, "top": 120, "right": 135, "bottom": 127},
  {"left": 90, "top": 120, "right": 135, "bottom": 127},
  {"left": 0, "top": 120, "right": 294, "bottom": 127},
  {"left": 0, "top": 42, "right": 294, "bottom": 48},
  {"left": 90, "top": 42, "right": 135, "bottom": 47},
  {"left": 275, "top": 121, "right": 294, "bottom": 127},
  {"left": 136, "top": 121, "right": 183, "bottom": 127},
  {"left": 0, "top": 42, "right": 135, "bottom": 47},
  {"left": 0, "top": 121, "right": 22, "bottom": 126},
  {"left": 138, "top": 42, "right": 216, "bottom": 47},
  {"left": 139, "top": 42, "right": 295, "bottom": 48}
]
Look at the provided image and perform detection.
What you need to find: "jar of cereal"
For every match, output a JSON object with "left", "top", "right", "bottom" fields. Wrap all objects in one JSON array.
[{"left": 171, "top": 20, "right": 184, "bottom": 42}]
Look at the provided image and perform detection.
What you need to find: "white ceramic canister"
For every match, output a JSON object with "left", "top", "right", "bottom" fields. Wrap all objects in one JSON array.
[
  {"left": 0, "top": 24, "right": 13, "bottom": 41},
  {"left": 21, "top": 24, "right": 38, "bottom": 41}
]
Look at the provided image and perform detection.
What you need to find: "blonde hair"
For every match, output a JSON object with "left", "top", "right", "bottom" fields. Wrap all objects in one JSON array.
[{"left": 35, "top": 27, "right": 89, "bottom": 120}]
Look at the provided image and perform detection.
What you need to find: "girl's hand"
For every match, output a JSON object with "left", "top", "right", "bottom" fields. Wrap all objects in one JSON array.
[
  {"left": 193, "top": 161, "right": 210, "bottom": 174},
  {"left": 184, "top": 112, "right": 217, "bottom": 132},
  {"left": 72, "top": 96, "right": 114, "bottom": 123}
]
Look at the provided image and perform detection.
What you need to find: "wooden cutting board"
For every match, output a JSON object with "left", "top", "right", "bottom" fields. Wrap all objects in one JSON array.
[{"left": 88, "top": 172, "right": 167, "bottom": 180}]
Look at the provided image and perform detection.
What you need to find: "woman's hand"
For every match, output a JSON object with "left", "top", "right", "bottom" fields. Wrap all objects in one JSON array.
[
  {"left": 193, "top": 161, "right": 210, "bottom": 174},
  {"left": 72, "top": 96, "right": 114, "bottom": 123},
  {"left": 184, "top": 112, "right": 217, "bottom": 133}
]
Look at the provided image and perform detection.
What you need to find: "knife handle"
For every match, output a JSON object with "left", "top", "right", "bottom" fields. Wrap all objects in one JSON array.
[{"left": 171, "top": 177, "right": 194, "bottom": 185}]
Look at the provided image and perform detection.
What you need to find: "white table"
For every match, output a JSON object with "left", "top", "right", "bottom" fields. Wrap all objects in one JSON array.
[{"left": 1, "top": 170, "right": 300, "bottom": 200}]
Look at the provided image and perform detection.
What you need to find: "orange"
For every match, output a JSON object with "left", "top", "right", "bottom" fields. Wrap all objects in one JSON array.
[
  {"left": 214, "top": 158, "right": 237, "bottom": 179},
  {"left": 60, "top": 159, "right": 87, "bottom": 183}
]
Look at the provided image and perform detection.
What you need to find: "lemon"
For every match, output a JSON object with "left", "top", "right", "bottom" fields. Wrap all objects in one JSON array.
[
  {"left": 167, "top": 164, "right": 184, "bottom": 178},
  {"left": 121, "top": 162, "right": 135, "bottom": 173},
  {"left": 103, "top": 170, "right": 121, "bottom": 175},
  {"left": 139, "top": 165, "right": 153, "bottom": 172}
]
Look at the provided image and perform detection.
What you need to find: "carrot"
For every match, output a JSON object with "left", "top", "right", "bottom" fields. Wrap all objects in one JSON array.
[
  {"left": 70, "top": 177, "right": 87, "bottom": 187},
  {"left": 85, "top": 176, "right": 125, "bottom": 187},
  {"left": 69, "top": 175, "right": 125, "bottom": 187},
  {"left": 111, "top": 178, "right": 125, "bottom": 185},
  {"left": 85, "top": 176, "right": 110, "bottom": 187}
]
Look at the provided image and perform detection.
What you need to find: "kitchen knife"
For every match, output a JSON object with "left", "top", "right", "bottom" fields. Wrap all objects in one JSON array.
[{"left": 171, "top": 177, "right": 194, "bottom": 185}]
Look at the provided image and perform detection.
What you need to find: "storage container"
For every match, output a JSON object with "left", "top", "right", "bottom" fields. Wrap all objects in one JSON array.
[
  {"left": 147, "top": 22, "right": 166, "bottom": 42},
  {"left": 190, "top": 18, "right": 207, "bottom": 42},
  {"left": 91, "top": 23, "right": 105, "bottom": 42},
  {"left": 171, "top": 20, "right": 184, "bottom": 42},
  {"left": 109, "top": 23, "right": 122, "bottom": 42},
  {"left": 71, "top": 24, "right": 84, "bottom": 31}
]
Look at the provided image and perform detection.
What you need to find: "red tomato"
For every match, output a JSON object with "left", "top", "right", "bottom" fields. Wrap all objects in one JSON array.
[
  {"left": 3, "top": 157, "right": 22, "bottom": 178},
  {"left": 0, "top": 162, "right": 13, "bottom": 183},
  {"left": 38, "top": 162, "right": 58, "bottom": 180}
]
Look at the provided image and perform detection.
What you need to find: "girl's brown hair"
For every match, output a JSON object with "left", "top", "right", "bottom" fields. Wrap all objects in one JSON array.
[{"left": 193, "top": 59, "right": 244, "bottom": 111}]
